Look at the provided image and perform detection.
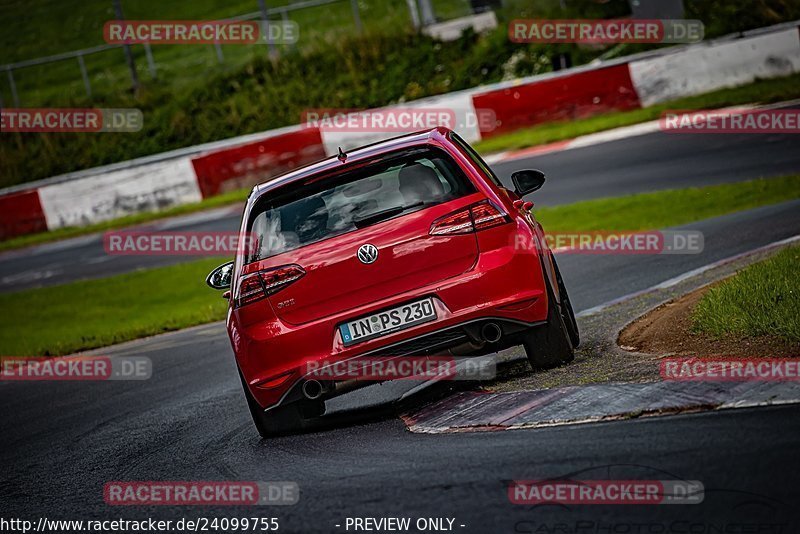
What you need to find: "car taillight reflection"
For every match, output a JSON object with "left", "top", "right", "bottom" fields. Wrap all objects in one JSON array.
[
  {"left": 236, "top": 264, "right": 306, "bottom": 308},
  {"left": 429, "top": 200, "right": 510, "bottom": 236}
]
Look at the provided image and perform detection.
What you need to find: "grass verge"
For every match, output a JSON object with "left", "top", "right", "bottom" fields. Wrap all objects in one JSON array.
[
  {"left": 473, "top": 73, "right": 800, "bottom": 155},
  {"left": 535, "top": 175, "right": 800, "bottom": 232},
  {"left": 1, "top": 174, "right": 798, "bottom": 357},
  {"left": 692, "top": 246, "right": 800, "bottom": 342},
  {"left": 0, "top": 258, "right": 229, "bottom": 357}
]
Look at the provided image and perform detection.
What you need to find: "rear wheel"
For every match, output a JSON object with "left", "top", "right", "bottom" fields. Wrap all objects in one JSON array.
[
  {"left": 554, "top": 258, "right": 580, "bottom": 348},
  {"left": 239, "top": 371, "right": 324, "bottom": 438},
  {"left": 523, "top": 265, "right": 576, "bottom": 370}
]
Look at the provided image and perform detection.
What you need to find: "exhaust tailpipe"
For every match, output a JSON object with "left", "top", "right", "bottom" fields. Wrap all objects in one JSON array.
[
  {"left": 481, "top": 322, "right": 502, "bottom": 344},
  {"left": 302, "top": 379, "right": 324, "bottom": 400},
  {"left": 302, "top": 378, "right": 367, "bottom": 400}
]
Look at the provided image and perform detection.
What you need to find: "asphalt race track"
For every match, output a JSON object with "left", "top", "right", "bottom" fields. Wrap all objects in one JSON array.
[
  {"left": 2, "top": 121, "right": 800, "bottom": 293},
  {"left": 2, "top": 127, "right": 800, "bottom": 531},
  {"left": 3, "top": 370, "right": 800, "bottom": 530}
]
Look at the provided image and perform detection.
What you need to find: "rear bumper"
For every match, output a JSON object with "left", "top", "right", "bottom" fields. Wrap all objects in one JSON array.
[
  {"left": 229, "top": 239, "right": 549, "bottom": 411},
  {"left": 271, "top": 316, "right": 545, "bottom": 409}
]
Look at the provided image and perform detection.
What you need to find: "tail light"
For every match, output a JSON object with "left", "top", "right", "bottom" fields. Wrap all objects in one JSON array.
[
  {"left": 430, "top": 200, "right": 511, "bottom": 236},
  {"left": 235, "top": 264, "right": 305, "bottom": 308}
]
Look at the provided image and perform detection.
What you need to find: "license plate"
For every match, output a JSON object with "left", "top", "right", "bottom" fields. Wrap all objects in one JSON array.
[{"left": 339, "top": 298, "right": 437, "bottom": 346}]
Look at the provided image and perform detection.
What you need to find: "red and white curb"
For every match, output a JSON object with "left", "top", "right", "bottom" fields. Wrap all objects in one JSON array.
[
  {"left": 402, "top": 381, "right": 800, "bottom": 434},
  {"left": 402, "top": 235, "right": 800, "bottom": 434}
]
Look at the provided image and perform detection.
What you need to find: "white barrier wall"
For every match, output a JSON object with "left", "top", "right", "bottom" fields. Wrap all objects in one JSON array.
[
  {"left": 319, "top": 90, "right": 485, "bottom": 157},
  {"left": 629, "top": 28, "right": 800, "bottom": 107},
  {"left": 38, "top": 157, "right": 202, "bottom": 230},
  {"left": 5, "top": 22, "right": 798, "bottom": 237}
]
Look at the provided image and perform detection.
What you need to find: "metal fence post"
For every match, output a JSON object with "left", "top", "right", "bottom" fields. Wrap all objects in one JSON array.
[
  {"left": 7, "top": 68, "right": 20, "bottom": 107},
  {"left": 112, "top": 0, "right": 140, "bottom": 93},
  {"left": 258, "top": 0, "right": 278, "bottom": 57},
  {"left": 213, "top": 43, "right": 225, "bottom": 63},
  {"left": 144, "top": 43, "right": 157, "bottom": 79},
  {"left": 417, "top": 0, "right": 436, "bottom": 25},
  {"left": 405, "top": 0, "right": 421, "bottom": 30},
  {"left": 351, "top": 0, "right": 363, "bottom": 34},
  {"left": 77, "top": 53, "right": 92, "bottom": 98}
]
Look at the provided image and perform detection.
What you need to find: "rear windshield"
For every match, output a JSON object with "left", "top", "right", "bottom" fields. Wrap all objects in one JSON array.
[{"left": 246, "top": 147, "right": 475, "bottom": 262}]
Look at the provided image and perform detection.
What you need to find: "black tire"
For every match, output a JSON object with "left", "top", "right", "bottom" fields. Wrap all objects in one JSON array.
[
  {"left": 554, "top": 257, "right": 580, "bottom": 348},
  {"left": 523, "top": 268, "right": 575, "bottom": 370},
  {"left": 239, "top": 371, "right": 324, "bottom": 438}
]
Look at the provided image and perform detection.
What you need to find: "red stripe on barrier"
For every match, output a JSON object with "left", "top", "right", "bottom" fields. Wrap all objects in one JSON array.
[
  {"left": 473, "top": 64, "right": 641, "bottom": 138},
  {"left": 190, "top": 127, "right": 326, "bottom": 198},
  {"left": 0, "top": 190, "right": 48, "bottom": 240}
]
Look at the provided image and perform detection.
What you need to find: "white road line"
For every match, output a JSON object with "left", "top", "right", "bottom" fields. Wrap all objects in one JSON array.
[
  {"left": 576, "top": 234, "right": 800, "bottom": 318},
  {"left": 485, "top": 99, "right": 800, "bottom": 165}
]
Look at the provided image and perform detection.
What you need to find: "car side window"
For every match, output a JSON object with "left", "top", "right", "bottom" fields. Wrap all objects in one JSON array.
[{"left": 450, "top": 132, "right": 504, "bottom": 188}]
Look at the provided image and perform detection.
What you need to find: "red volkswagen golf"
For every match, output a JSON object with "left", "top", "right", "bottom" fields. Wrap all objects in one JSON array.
[{"left": 206, "top": 127, "right": 579, "bottom": 437}]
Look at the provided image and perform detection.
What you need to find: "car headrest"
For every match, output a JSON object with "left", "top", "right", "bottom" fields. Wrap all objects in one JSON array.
[
  {"left": 281, "top": 196, "right": 328, "bottom": 244},
  {"left": 398, "top": 163, "right": 444, "bottom": 204}
]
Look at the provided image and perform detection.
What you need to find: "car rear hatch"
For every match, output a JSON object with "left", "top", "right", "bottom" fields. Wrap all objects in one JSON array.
[
  {"left": 269, "top": 197, "right": 482, "bottom": 325},
  {"left": 242, "top": 147, "right": 483, "bottom": 325}
]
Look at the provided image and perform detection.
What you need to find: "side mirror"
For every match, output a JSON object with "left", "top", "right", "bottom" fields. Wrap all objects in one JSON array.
[
  {"left": 206, "top": 261, "right": 234, "bottom": 290},
  {"left": 511, "top": 170, "right": 546, "bottom": 196}
]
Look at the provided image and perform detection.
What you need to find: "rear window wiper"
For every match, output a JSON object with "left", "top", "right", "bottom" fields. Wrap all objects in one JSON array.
[{"left": 352, "top": 201, "right": 424, "bottom": 229}]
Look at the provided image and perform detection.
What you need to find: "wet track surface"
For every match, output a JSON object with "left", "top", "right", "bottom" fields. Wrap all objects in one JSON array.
[
  {"left": 3, "top": 371, "right": 799, "bottom": 530},
  {"left": 2, "top": 127, "right": 800, "bottom": 530},
  {"left": 2, "top": 123, "right": 800, "bottom": 293}
]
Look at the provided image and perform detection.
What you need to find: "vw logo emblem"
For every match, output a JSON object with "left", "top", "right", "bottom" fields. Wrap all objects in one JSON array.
[{"left": 357, "top": 244, "right": 379, "bottom": 264}]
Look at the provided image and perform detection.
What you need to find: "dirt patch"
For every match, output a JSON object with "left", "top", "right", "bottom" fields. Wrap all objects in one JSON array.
[{"left": 618, "top": 283, "right": 800, "bottom": 358}]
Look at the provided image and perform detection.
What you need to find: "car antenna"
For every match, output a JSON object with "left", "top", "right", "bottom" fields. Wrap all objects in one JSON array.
[{"left": 337, "top": 147, "right": 347, "bottom": 162}]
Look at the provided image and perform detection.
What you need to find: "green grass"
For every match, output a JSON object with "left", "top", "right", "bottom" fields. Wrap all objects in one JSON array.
[
  {"left": 474, "top": 73, "right": 800, "bottom": 155},
  {"left": 0, "top": 28, "right": 567, "bottom": 188},
  {"left": 0, "top": 187, "right": 249, "bottom": 253},
  {"left": 0, "top": 257, "right": 229, "bottom": 356},
  {"left": 0, "top": 0, "right": 474, "bottom": 107},
  {"left": 535, "top": 175, "right": 800, "bottom": 233},
  {"left": 1, "top": 174, "right": 798, "bottom": 357},
  {"left": 4, "top": 73, "right": 800, "bottom": 253},
  {"left": 692, "top": 246, "right": 800, "bottom": 342}
]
